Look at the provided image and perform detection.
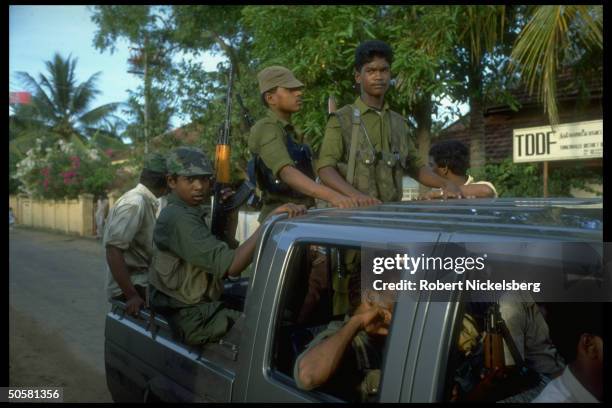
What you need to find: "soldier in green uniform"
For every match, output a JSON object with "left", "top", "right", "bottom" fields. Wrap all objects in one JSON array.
[
  {"left": 248, "top": 65, "right": 358, "bottom": 222},
  {"left": 149, "top": 146, "right": 306, "bottom": 346},
  {"left": 317, "top": 39, "right": 464, "bottom": 203},
  {"left": 294, "top": 289, "right": 395, "bottom": 402},
  {"left": 316, "top": 40, "right": 465, "bottom": 314}
]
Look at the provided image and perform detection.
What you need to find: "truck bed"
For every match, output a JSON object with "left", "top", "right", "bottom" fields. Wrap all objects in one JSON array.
[{"left": 104, "top": 279, "right": 247, "bottom": 402}]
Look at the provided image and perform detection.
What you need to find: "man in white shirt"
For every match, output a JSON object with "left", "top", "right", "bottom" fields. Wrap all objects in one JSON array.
[
  {"left": 103, "top": 153, "right": 169, "bottom": 317},
  {"left": 423, "top": 140, "right": 498, "bottom": 199},
  {"left": 533, "top": 303, "right": 603, "bottom": 402},
  {"left": 498, "top": 292, "right": 565, "bottom": 378}
]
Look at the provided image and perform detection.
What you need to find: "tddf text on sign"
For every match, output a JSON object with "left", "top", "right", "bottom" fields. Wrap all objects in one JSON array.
[{"left": 513, "top": 120, "right": 602, "bottom": 163}]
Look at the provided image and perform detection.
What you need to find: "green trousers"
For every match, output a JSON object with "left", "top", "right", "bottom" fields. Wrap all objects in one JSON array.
[{"left": 150, "top": 287, "right": 241, "bottom": 346}]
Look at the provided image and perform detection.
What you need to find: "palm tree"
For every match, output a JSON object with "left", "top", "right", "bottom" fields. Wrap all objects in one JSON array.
[
  {"left": 509, "top": 5, "right": 602, "bottom": 127},
  {"left": 12, "top": 52, "right": 120, "bottom": 150}
]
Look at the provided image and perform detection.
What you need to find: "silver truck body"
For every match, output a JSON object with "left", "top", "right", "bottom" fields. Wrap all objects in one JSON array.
[{"left": 105, "top": 198, "right": 603, "bottom": 402}]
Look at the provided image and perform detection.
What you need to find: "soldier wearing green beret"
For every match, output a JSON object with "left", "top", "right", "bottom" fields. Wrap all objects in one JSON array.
[
  {"left": 316, "top": 40, "right": 465, "bottom": 315},
  {"left": 104, "top": 152, "right": 169, "bottom": 317},
  {"left": 248, "top": 65, "right": 358, "bottom": 222},
  {"left": 149, "top": 146, "right": 306, "bottom": 346}
]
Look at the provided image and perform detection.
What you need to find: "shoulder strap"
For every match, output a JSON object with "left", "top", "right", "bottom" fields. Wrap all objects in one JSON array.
[
  {"left": 387, "top": 110, "right": 407, "bottom": 152},
  {"left": 346, "top": 106, "right": 361, "bottom": 185}
]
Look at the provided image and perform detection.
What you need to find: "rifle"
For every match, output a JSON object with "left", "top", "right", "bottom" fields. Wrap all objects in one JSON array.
[
  {"left": 211, "top": 67, "right": 258, "bottom": 247},
  {"left": 236, "top": 94, "right": 262, "bottom": 210},
  {"left": 483, "top": 302, "right": 506, "bottom": 370},
  {"left": 236, "top": 93, "right": 255, "bottom": 129},
  {"left": 467, "top": 301, "right": 540, "bottom": 401}
]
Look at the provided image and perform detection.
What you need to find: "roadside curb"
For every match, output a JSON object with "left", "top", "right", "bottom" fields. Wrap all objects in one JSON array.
[{"left": 10, "top": 225, "right": 101, "bottom": 242}]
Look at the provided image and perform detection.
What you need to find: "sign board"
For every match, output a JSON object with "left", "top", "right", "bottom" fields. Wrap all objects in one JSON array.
[{"left": 513, "top": 120, "right": 603, "bottom": 163}]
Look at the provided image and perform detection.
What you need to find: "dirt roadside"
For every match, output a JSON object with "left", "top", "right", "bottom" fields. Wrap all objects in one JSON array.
[{"left": 9, "top": 306, "right": 112, "bottom": 402}]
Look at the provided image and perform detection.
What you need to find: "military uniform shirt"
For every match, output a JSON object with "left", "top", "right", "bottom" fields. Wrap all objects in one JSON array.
[
  {"left": 317, "top": 97, "right": 424, "bottom": 199},
  {"left": 153, "top": 192, "right": 235, "bottom": 280},
  {"left": 248, "top": 109, "right": 315, "bottom": 219},
  {"left": 294, "top": 317, "right": 384, "bottom": 402},
  {"left": 103, "top": 183, "right": 159, "bottom": 300}
]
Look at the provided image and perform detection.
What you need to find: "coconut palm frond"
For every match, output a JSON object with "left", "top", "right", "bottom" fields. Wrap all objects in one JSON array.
[
  {"left": 71, "top": 72, "right": 103, "bottom": 116},
  {"left": 78, "top": 103, "right": 121, "bottom": 126},
  {"left": 14, "top": 53, "right": 121, "bottom": 143},
  {"left": 509, "top": 5, "right": 602, "bottom": 127}
]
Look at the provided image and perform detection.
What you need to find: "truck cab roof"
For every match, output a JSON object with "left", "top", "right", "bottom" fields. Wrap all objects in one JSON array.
[{"left": 270, "top": 198, "right": 602, "bottom": 241}]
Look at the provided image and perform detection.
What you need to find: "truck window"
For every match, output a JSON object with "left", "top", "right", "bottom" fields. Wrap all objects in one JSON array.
[
  {"left": 268, "top": 243, "right": 396, "bottom": 403},
  {"left": 443, "top": 299, "right": 574, "bottom": 403}
]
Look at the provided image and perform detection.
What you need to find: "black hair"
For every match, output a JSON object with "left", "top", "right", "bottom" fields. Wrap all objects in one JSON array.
[
  {"left": 429, "top": 140, "right": 470, "bottom": 176},
  {"left": 261, "top": 86, "right": 278, "bottom": 108},
  {"left": 547, "top": 303, "right": 604, "bottom": 363},
  {"left": 139, "top": 168, "right": 167, "bottom": 191},
  {"left": 355, "top": 40, "right": 394, "bottom": 72}
]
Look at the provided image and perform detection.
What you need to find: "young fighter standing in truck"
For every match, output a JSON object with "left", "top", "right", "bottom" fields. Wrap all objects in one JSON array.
[
  {"left": 248, "top": 65, "right": 358, "bottom": 223},
  {"left": 316, "top": 39, "right": 465, "bottom": 204},
  {"left": 148, "top": 146, "right": 306, "bottom": 346},
  {"left": 315, "top": 40, "right": 465, "bottom": 314}
]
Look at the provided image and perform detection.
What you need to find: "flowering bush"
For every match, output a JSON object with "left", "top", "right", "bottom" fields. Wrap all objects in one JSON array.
[{"left": 13, "top": 139, "right": 118, "bottom": 199}]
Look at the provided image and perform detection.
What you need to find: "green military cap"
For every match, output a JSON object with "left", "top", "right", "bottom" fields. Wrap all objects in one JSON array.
[
  {"left": 143, "top": 152, "right": 167, "bottom": 174},
  {"left": 166, "top": 146, "right": 213, "bottom": 176},
  {"left": 257, "top": 65, "right": 304, "bottom": 94}
]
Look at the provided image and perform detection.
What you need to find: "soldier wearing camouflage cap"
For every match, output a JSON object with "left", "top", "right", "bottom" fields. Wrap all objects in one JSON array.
[
  {"left": 248, "top": 66, "right": 356, "bottom": 223},
  {"left": 148, "top": 145, "right": 308, "bottom": 346},
  {"left": 165, "top": 146, "right": 213, "bottom": 177},
  {"left": 103, "top": 151, "right": 170, "bottom": 317}
]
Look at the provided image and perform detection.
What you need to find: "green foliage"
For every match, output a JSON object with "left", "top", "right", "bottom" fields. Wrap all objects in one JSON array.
[
  {"left": 90, "top": 5, "right": 175, "bottom": 55},
  {"left": 122, "top": 87, "right": 175, "bottom": 145},
  {"left": 85, "top": 4, "right": 602, "bottom": 189},
  {"left": 12, "top": 139, "right": 118, "bottom": 200},
  {"left": 509, "top": 5, "right": 603, "bottom": 127},
  {"left": 9, "top": 148, "right": 22, "bottom": 195},
  {"left": 91, "top": 5, "right": 177, "bottom": 153},
  {"left": 242, "top": 5, "right": 463, "bottom": 151},
  {"left": 471, "top": 158, "right": 602, "bottom": 197}
]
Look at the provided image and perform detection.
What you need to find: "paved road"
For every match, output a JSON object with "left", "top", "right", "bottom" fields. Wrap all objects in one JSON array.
[{"left": 9, "top": 227, "right": 113, "bottom": 402}]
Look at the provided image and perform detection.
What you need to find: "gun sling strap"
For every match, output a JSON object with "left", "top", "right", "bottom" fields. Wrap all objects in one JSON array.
[{"left": 346, "top": 106, "right": 360, "bottom": 185}]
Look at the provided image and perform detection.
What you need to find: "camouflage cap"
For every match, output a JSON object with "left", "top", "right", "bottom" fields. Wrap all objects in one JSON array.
[
  {"left": 166, "top": 146, "right": 213, "bottom": 177},
  {"left": 257, "top": 65, "right": 304, "bottom": 94},
  {"left": 143, "top": 152, "right": 167, "bottom": 174}
]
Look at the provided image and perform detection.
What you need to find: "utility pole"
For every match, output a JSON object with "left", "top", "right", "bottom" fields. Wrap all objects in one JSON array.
[
  {"left": 143, "top": 34, "right": 150, "bottom": 155},
  {"left": 128, "top": 34, "right": 154, "bottom": 155}
]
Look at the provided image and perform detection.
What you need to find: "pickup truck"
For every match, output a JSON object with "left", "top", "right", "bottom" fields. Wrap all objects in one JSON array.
[{"left": 104, "top": 197, "right": 604, "bottom": 403}]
